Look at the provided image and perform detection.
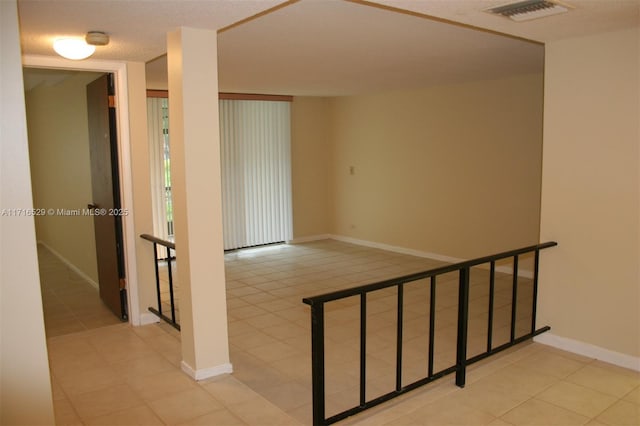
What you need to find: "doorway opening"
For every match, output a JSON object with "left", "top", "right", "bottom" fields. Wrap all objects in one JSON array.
[
  {"left": 22, "top": 56, "right": 139, "bottom": 334},
  {"left": 24, "top": 68, "right": 126, "bottom": 334}
]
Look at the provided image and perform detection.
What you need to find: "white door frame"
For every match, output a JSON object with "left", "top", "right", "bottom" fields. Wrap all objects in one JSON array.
[{"left": 22, "top": 55, "right": 141, "bottom": 325}]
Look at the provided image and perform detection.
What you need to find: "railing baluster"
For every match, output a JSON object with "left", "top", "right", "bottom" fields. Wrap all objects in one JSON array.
[
  {"left": 360, "top": 293, "right": 367, "bottom": 407},
  {"left": 167, "top": 246, "right": 176, "bottom": 324},
  {"left": 487, "top": 260, "right": 495, "bottom": 352},
  {"left": 428, "top": 276, "right": 436, "bottom": 377},
  {"left": 455, "top": 267, "right": 470, "bottom": 387},
  {"left": 310, "top": 302, "right": 326, "bottom": 426},
  {"left": 141, "top": 234, "right": 179, "bottom": 330},
  {"left": 531, "top": 250, "right": 540, "bottom": 334},
  {"left": 396, "top": 283, "right": 404, "bottom": 392},
  {"left": 152, "top": 242, "right": 162, "bottom": 316},
  {"left": 510, "top": 255, "right": 519, "bottom": 342}
]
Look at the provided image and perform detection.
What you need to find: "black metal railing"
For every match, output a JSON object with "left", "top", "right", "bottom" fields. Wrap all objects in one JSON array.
[
  {"left": 140, "top": 233, "right": 180, "bottom": 330},
  {"left": 302, "top": 241, "right": 557, "bottom": 425}
]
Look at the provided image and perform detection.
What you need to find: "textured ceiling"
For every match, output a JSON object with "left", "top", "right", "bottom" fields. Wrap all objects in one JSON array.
[
  {"left": 215, "top": 0, "right": 543, "bottom": 96},
  {"left": 18, "top": 0, "right": 290, "bottom": 61},
  {"left": 18, "top": 0, "right": 639, "bottom": 96}
]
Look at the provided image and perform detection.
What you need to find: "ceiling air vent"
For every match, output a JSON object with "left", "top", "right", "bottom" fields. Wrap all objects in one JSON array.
[{"left": 486, "top": 0, "right": 571, "bottom": 22}]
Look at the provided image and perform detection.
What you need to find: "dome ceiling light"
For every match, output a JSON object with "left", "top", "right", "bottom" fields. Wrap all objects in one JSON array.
[{"left": 52, "top": 31, "right": 109, "bottom": 60}]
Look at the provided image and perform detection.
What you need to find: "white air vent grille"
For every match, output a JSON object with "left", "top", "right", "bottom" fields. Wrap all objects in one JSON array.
[{"left": 486, "top": 0, "right": 571, "bottom": 22}]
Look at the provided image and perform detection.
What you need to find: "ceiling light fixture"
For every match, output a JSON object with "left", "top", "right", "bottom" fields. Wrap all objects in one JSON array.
[
  {"left": 52, "top": 31, "right": 109, "bottom": 60},
  {"left": 53, "top": 38, "right": 96, "bottom": 60},
  {"left": 485, "top": 0, "right": 573, "bottom": 22}
]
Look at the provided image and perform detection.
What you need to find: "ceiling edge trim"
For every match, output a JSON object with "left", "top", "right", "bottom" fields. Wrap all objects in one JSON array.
[
  {"left": 218, "top": 0, "right": 301, "bottom": 34},
  {"left": 348, "top": 0, "right": 544, "bottom": 46}
]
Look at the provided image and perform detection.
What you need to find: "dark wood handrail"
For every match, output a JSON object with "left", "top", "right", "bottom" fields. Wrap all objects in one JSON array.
[
  {"left": 140, "top": 233, "right": 175, "bottom": 250},
  {"left": 303, "top": 241, "right": 557, "bottom": 305}
]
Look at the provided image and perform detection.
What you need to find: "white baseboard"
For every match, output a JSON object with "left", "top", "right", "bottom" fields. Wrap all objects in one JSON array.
[
  {"left": 494, "top": 265, "right": 534, "bottom": 279},
  {"left": 181, "top": 360, "right": 233, "bottom": 381},
  {"left": 327, "top": 234, "right": 534, "bottom": 278},
  {"left": 287, "top": 234, "right": 331, "bottom": 244},
  {"left": 534, "top": 333, "right": 640, "bottom": 372},
  {"left": 329, "top": 234, "right": 464, "bottom": 264},
  {"left": 37, "top": 241, "right": 99, "bottom": 289}
]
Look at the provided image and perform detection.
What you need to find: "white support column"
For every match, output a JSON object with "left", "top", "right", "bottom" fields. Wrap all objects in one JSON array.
[{"left": 167, "top": 27, "right": 231, "bottom": 379}]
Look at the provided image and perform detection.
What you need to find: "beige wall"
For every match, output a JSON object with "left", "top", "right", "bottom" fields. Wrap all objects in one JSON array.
[
  {"left": 291, "top": 97, "right": 332, "bottom": 238},
  {"left": 539, "top": 27, "right": 640, "bottom": 358},
  {"left": 326, "top": 74, "right": 544, "bottom": 259},
  {"left": 0, "top": 1, "right": 54, "bottom": 423},
  {"left": 26, "top": 71, "right": 102, "bottom": 283}
]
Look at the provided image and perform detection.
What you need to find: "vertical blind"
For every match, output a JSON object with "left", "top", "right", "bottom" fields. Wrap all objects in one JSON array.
[
  {"left": 147, "top": 97, "right": 292, "bottom": 251},
  {"left": 219, "top": 100, "right": 292, "bottom": 250},
  {"left": 147, "top": 97, "right": 171, "bottom": 250}
]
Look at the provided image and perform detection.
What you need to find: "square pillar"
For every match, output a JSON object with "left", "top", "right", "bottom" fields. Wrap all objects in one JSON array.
[{"left": 167, "top": 27, "right": 231, "bottom": 379}]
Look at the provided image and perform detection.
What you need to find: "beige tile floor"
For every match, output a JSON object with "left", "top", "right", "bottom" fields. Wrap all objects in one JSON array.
[
  {"left": 48, "top": 322, "right": 300, "bottom": 425},
  {"left": 42, "top": 240, "right": 639, "bottom": 425},
  {"left": 38, "top": 244, "right": 123, "bottom": 337}
]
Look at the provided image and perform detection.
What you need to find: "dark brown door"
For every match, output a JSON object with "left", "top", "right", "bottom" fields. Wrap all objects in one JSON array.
[{"left": 86, "top": 74, "right": 127, "bottom": 320}]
